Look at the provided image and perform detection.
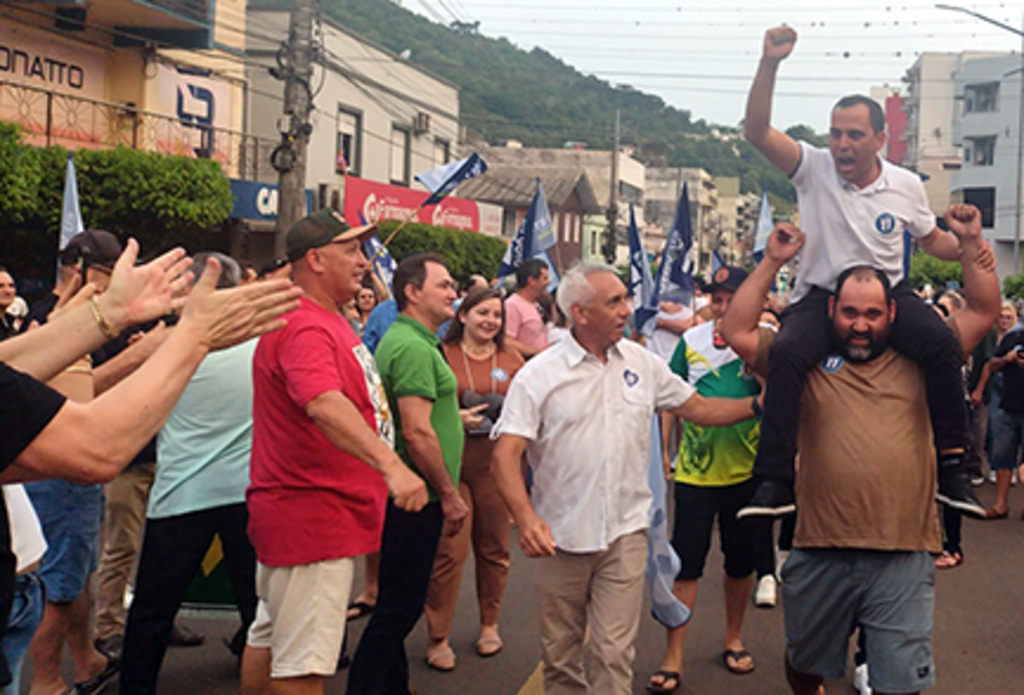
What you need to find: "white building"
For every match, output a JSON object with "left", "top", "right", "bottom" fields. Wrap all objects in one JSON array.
[
  {"left": 645, "top": 168, "right": 718, "bottom": 278},
  {"left": 951, "top": 54, "right": 1024, "bottom": 277}
]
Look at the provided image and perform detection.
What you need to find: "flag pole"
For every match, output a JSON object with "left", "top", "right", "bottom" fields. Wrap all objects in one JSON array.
[{"left": 381, "top": 196, "right": 433, "bottom": 249}]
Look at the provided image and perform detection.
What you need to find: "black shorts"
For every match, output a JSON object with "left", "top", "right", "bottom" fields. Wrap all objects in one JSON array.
[{"left": 671, "top": 479, "right": 757, "bottom": 581}]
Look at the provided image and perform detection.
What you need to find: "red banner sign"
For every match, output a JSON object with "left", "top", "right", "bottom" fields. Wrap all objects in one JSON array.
[{"left": 344, "top": 176, "right": 483, "bottom": 233}]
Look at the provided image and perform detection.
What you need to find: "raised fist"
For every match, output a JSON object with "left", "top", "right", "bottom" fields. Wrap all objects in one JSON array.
[{"left": 763, "top": 26, "right": 797, "bottom": 63}]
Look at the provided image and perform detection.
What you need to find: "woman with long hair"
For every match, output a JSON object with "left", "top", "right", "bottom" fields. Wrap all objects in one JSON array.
[{"left": 423, "top": 287, "right": 525, "bottom": 671}]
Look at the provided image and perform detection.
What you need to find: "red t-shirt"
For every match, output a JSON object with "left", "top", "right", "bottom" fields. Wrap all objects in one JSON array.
[{"left": 248, "top": 298, "right": 391, "bottom": 567}]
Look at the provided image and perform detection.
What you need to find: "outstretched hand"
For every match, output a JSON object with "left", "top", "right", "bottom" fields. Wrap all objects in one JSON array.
[
  {"left": 763, "top": 26, "right": 797, "bottom": 63},
  {"left": 765, "top": 222, "right": 805, "bottom": 264},
  {"left": 100, "top": 240, "right": 193, "bottom": 332},
  {"left": 179, "top": 256, "right": 303, "bottom": 352}
]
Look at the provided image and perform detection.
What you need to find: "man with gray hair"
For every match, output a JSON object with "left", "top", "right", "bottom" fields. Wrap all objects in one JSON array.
[{"left": 491, "top": 262, "right": 763, "bottom": 695}]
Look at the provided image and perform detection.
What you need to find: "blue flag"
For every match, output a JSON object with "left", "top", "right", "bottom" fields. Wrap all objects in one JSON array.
[
  {"left": 497, "top": 179, "right": 555, "bottom": 279},
  {"left": 712, "top": 249, "right": 726, "bottom": 275},
  {"left": 415, "top": 153, "right": 488, "bottom": 207},
  {"left": 636, "top": 184, "right": 695, "bottom": 334},
  {"left": 627, "top": 205, "right": 657, "bottom": 336},
  {"left": 752, "top": 188, "right": 772, "bottom": 264},
  {"left": 60, "top": 153, "right": 84, "bottom": 250},
  {"left": 364, "top": 234, "right": 396, "bottom": 296}
]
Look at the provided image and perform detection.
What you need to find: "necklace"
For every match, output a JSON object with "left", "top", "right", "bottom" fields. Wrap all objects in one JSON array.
[{"left": 460, "top": 341, "right": 497, "bottom": 394}]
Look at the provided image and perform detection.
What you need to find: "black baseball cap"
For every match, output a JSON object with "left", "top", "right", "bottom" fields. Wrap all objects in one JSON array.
[
  {"left": 702, "top": 265, "right": 748, "bottom": 294},
  {"left": 285, "top": 209, "right": 377, "bottom": 263},
  {"left": 59, "top": 230, "right": 123, "bottom": 269}
]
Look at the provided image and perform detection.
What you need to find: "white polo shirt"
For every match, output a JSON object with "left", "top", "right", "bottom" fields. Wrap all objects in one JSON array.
[
  {"left": 790, "top": 142, "right": 936, "bottom": 303},
  {"left": 492, "top": 333, "right": 695, "bottom": 553}
]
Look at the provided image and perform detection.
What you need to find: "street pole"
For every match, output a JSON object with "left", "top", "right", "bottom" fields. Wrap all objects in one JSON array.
[
  {"left": 936, "top": 4, "right": 1024, "bottom": 272},
  {"left": 603, "top": 109, "right": 620, "bottom": 264},
  {"left": 275, "top": 0, "right": 314, "bottom": 260}
]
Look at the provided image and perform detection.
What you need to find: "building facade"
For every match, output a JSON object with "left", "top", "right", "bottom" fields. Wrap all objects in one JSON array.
[{"left": 645, "top": 167, "right": 719, "bottom": 279}]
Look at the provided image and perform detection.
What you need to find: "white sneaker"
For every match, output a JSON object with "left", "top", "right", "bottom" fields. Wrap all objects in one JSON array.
[
  {"left": 755, "top": 574, "right": 777, "bottom": 608},
  {"left": 853, "top": 662, "right": 872, "bottom": 695},
  {"left": 989, "top": 470, "right": 998, "bottom": 484},
  {"left": 1013, "top": 470, "right": 1019, "bottom": 486}
]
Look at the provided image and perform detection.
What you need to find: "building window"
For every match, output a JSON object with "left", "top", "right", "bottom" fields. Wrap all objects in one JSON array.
[
  {"left": 390, "top": 125, "right": 411, "bottom": 186},
  {"left": 961, "top": 187, "right": 995, "bottom": 228},
  {"left": 336, "top": 107, "right": 361, "bottom": 176},
  {"left": 434, "top": 139, "right": 450, "bottom": 167},
  {"left": 965, "top": 136, "right": 996, "bottom": 166},
  {"left": 964, "top": 83, "right": 999, "bottom": 113}
]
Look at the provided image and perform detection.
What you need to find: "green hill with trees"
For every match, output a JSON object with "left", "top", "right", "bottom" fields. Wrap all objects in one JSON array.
[{"left": 318, "top": 0, "right": 829, "bottom": 212}]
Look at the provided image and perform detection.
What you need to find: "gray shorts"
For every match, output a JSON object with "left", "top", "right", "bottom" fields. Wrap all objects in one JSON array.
[{"left": 781, "top": 548, "right": 935, "bottom": 693}]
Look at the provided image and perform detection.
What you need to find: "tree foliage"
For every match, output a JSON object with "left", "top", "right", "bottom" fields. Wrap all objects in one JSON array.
[
  {"left": 907, "top": 250, "right": 963, "bottom": 289},
  {"left": 318, "top": 0, "right": 822, "bottom": 207},
  {"left": 377, "top": 220, "right": 508, "bottom": 281},
  {"left": 0, "top": 125, "right": 233, "bottom": 278},
  {"left": 1003, "top": 273, "right": 1024, "bottom": 301}
]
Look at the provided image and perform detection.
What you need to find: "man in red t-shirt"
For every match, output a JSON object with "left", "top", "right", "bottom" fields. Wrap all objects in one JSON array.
[{"left": 241, "top": 210, "right": 427, "bottom": 695}]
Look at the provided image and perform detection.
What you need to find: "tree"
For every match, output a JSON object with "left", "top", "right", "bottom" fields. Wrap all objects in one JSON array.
[
  {"left": 907, "top": 250, "right": 963, "bottom": 290},
  {"left": 1004, "top": 273, "right": 1024, "bottom": 301}
]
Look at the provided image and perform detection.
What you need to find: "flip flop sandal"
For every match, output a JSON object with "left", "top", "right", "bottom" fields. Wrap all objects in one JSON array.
[
  {"left": 73, "top": 655, "right": 120, "bottom": 695},
  {"left": 346, "top": 600, "right": 375, "bottom": 621},
  {"left": 426, "top": 646, "right": 456, "bottom": 672},
  {"left": 646, "top": 669, "right": 681, "bottom": 693},
  {"left": 722, "top": 648, "right": 756, "bottom": 675},
  {"left": 476, "top": 635, "right": 504, "bottom": 657},
  {"left": 935, "top": 551, "right": 964, "bottom": 569}
]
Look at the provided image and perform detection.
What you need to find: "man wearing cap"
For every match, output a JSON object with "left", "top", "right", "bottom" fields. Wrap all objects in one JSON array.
[
  {"left": 647, "top": 264, "right": 764, "bottom": 693},
  {"left": 240, "top": 210, "right": 427, "bottom": 695}
]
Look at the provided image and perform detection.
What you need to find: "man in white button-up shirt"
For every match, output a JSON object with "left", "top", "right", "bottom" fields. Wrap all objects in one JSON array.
[{"left": 491, "top": 262, "right": 761, "bottom": 695}]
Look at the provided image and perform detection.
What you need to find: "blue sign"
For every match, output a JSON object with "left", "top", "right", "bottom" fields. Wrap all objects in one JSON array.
[{"left": 229, "top": 180, "right": 314, "bottom": 221}]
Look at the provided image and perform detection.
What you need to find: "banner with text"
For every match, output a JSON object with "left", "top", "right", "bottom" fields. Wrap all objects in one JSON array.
[{"left": 343, "top": 176, "right": 501, "bottom": 236}]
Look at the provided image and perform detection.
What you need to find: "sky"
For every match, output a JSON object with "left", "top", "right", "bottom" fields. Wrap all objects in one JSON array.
[{"left": 399, "top": 0, "right": 1024, "bottom": 133}]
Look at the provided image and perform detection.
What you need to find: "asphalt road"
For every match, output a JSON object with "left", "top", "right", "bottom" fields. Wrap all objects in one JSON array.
[{"left": 24, "top": 481, "right": 1024, "bottom": 694}]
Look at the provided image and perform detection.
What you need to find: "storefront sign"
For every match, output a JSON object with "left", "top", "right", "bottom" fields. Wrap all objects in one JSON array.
[
  {"left": 230, "top": 180, "right": 313, "bottom": 221},
  {"left": 0, "top": 23, "right": 106, "bottom": 100},
  {"left": 344, "top": 176, "right": 499, "bottom": 234}
]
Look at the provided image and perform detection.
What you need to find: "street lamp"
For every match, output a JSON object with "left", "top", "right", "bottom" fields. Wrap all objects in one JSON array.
[{"left": 936, "top": 3, "right": 1024, "bottom": 272}]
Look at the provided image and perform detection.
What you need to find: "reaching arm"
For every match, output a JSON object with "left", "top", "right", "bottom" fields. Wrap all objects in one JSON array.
[
  {"left": 720, "top": 223, "right": 806, "bottom": 364},
  {"left": 93, "top": 321, "right": 171, "bottom": 395},
  {"left": 490, "top": 434, "right": 555, "bottom": 557},
  {"left": 918, "top": 228, "right": 963, "bottom": 262},
  {"left": 306, "top": 391, "right": 427, "bottom": 512},
  {"left": 669, "top": 392, "right": 759, "bottom": 428},
  {"left": 944, "top": 204, "right": 1001, "bottom": 353},
  {"left": 744, "top": 27, "right": 802, "bottom": 176}
]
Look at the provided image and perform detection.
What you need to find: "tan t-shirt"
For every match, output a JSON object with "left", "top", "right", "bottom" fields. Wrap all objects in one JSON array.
[{"left": 754, "top": 326, "right": 943, "bottom": 553}]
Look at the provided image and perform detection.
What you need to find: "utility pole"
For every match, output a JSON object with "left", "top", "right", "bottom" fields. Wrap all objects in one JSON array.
[
  {"left": 602, "top": 109, "right": 620, "bottom": 264},
  {"left": 273, "top": 0, "right": 315, "bottom": 260}
]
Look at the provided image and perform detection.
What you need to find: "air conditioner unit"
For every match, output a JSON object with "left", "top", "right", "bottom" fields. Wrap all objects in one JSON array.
[{"left": 413, "top": 112, "right": 430, "bottom": 134}]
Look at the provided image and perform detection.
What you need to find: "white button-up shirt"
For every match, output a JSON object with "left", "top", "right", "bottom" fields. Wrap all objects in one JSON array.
[{"left": 493, "top": 333, "right": 695, "bottom": 553}]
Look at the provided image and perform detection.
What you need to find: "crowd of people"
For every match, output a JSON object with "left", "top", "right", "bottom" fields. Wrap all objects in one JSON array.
[{"left": 0, "top": 24, "right": 1022, "bottom": 695}]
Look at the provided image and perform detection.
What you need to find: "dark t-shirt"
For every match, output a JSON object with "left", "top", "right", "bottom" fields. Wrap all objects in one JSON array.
[
  {"left": 0, "top": 362, "right": 67, "bottom": 685},
  {"left": 995, "top": 330, "right": 1024, "bottom": 414},
  {"left": 969, "top": 328, "right": 999, "bottom": 401}
]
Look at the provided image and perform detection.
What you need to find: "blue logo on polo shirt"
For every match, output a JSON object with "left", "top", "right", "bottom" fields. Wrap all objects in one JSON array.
[
  {"left": 821, "top": 355, "right": 844, "bottom": 373},
  {"left": 875, "top": 212, "right": 897, "bottom": 235},
  {"left": 623, "top": 369, "right": 639, "bottom": 387},
  {"left": 491, "top": 368, "right": 509, "bottom": 382}
]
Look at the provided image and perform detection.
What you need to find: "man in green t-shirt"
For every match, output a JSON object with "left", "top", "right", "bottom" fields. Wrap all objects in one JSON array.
[
  {"left": 648, "top": 265, "right": 764, "bottom": 693},
  {"left": 348, "top": 253, "right": 469, "bottom": 695}
]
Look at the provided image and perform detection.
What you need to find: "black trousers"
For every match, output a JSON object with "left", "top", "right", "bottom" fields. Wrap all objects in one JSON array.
[
  {"left": 347, "top": 500, "right": 443, "bottom": 695},
  {"left": 119, "top": 503, "right": 257, "bottom": 695},
  {"left": 756, "top": 283, "right": 967, "bottom": 481}
]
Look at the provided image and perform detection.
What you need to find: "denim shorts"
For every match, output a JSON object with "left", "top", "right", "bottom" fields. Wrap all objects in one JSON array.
[
  {"left": 990, "top": 408, "right": 1024, "bottom": 471},
  {"left": 24, "top": 480, "right": 104, "bottom": 603},
  {"left": 782, "top": 549, "right": 935, "bottom": 693},
  {"left": 1, "top": 572, "right": 44, "bottom": 695}
]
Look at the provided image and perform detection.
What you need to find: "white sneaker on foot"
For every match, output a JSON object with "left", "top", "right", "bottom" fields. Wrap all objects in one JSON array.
[
  {"left": 755, "top": 574, "right": 777, "bottom": 608},
  {"left": 853, "top": 662, "right": 872, "bottom": 695}
]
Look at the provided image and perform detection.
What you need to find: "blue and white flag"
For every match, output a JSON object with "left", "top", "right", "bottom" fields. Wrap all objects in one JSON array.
[
  {"left": 497, "top": 179, "right": 555, "bottom": 279},
  {"left": 60, "top": 152, "right": 84, "bottom": 250},
  {"left": 712, "top": 249, "right": 726, "bottom": 275},
  {"left": 627, "top": 205, "right": 657, "bottom": 335},
  {"left": 415, "top": 153, "right": 488, "bottom": 207},
  {"left": 635, "top": 183, "right": 695, "bottom": 335},
  {"left": 364, "top": 234, "right": 396, "bottom": 296},
  {"left": 752, "top": 187, "right": 772, "bottom": 263}
]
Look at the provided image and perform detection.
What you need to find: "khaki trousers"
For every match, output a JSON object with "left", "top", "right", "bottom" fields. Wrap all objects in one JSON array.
[
  {"left": 424, "top": 454, "right": 512, "bottom": 639},
  {"left": 95, "top": 462, "right": 155, "bottom": 640},
  {"left": 535, "top": 530, "right": 647, "bottom": 695}
]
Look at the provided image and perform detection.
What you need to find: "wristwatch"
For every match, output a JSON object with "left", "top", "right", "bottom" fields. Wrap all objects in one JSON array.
[{"left": 750, "top": 396, "right": 762, "bottom": 417}]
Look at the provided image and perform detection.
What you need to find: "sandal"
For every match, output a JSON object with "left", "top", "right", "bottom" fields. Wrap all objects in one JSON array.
[
  {"left": 984, "top": 507, "right": 1008, "bottom": 520},
  {"left": 426, "top": 645, "right": 456, "bottom": 672},
  {"left": 476, "top": 635, "right": 503, "bottom": 657},
  {"left": 346, "top": 600, "right": 375, "bottom": 621},
  {"left": 646, "top": 669, "right": 681, "bottom": 693},
  {"left": 935, "top": 551, "right": 963, "bottom": 569},
  {"left": 722, "top": 648, "right": 755, "bottom": 675}
]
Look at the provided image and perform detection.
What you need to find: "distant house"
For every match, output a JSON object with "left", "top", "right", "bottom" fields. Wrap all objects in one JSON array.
[{"left": 458, "top": 168, "right": 602, "bottom": 271}]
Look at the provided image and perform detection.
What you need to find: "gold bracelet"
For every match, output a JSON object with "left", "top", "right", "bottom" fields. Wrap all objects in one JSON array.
[{"left": 89, "top": 296, "right": 119, "bottom": 340}]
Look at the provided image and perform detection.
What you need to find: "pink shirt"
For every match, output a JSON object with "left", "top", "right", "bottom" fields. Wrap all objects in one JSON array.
[
  {"left": 248, "top": 298, "right": 390, "bottom": 567},
  {"left": 505, "top": 293, "right": 548, "bottom": 352}
]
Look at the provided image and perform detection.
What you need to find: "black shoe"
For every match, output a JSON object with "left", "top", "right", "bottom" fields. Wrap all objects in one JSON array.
[
  {"left": 937, "top": 469, "right": 986, "bottom": 519},
  {"left": 74, "top": 655, "right": 120, "bottom": 695},
  {"left": 736, "top": 480, "right": 796, "bottom": 520}
]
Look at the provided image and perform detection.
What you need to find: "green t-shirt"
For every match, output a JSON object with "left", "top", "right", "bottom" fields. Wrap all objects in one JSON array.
[
  {"left": 375, "top": 314, "right": 464, "bottom": 501},
  {"left": 668, "top": 322, "right": 761, "bottom": 487}
]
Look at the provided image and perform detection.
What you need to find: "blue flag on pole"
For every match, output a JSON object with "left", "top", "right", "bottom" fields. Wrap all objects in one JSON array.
[
  {"left": 627, "top": 205, "right": 658, "bottom": 336},
  {"left": 415, "top": 153, "right": 488, "bottom": 207},
  {"left": 497, "top": 179, "right": 555, "bottom": 279},
  {"left": 711, "top": 249, "right": 726, "bottom": 275},
  {"left": 752, "top": 188, "right": 772, "bottom": 264},
  {"left": 60, "top": 153, "right": 84, "bottom": 250},
  {"left": 364, "top": 234, "right": 397, "bottom": 295},
  {"left": 635, "top": 183, "right": 695, "bottom": 335}
]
